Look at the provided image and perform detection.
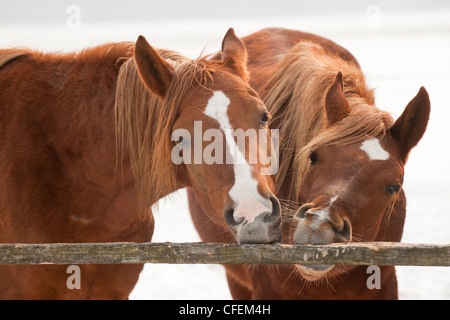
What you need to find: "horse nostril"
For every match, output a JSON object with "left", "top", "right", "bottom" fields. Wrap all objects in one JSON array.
[
  {"left": 294, "top": 203, "right": 314, "bottom": 220},
  {"left": 333, "top": 217, "right": 352, "bottom": 242},
  {"left": 223, "top": 207, "right": 243, "bottom": 227},
  {"left": 264, "top": 196, "right": 281, "bottom": 223}
]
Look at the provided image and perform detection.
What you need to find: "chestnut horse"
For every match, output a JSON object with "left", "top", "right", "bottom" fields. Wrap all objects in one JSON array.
[
  {"left": 0, "top": 28, "right": 281, "bottom": 299},
  {"left": 188, "top": 28, "right": 430, "bottom": 299}
]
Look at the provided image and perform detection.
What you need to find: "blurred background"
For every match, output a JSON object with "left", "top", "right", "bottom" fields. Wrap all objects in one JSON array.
[{"left": 1, "top": 0, "right": 449, "bottom": 299}]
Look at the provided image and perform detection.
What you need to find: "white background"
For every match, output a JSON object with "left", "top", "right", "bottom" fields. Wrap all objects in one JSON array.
[{"left": 1, "top": 1, "right": 449, "bottom": 300}]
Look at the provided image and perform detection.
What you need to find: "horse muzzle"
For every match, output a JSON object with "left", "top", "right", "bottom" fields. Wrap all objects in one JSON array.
[
  {"left": 293, "top": 202, "right": 352, "bottom": 245},
  {"left": 293, "top": 202, "right": 352, "bottom": 280},
  {"left": 224, "top": 195, "right": 282, "bottom": 244}
]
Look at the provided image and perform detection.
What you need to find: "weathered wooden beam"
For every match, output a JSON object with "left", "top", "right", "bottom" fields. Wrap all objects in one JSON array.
[{"left": 0, "top": 242, "right": 449, "bottom": 266}]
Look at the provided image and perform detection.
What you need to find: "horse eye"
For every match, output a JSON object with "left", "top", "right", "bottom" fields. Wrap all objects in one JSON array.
[
  {"left": 260, "top": 112, "right": 270, "bottom": 126},
  {"left": 387, "top": 185, "right": 401, "bottom": 195},
  {"left": 309, "top": 152, "right": 318, "bottom": 165}
]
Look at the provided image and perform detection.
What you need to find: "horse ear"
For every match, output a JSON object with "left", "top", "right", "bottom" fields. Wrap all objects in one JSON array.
[
  {"left": 390, "top": 86, "right": 430, "bottom": 161},
  {"left": 221, "top": 28, "right": 249, "bottom": 83},
  {"left": 134, "top": 35, "right": 174, "bottom": 99},
  {"left": 324, "top": 72, "right": 351, "bottom": 126}
]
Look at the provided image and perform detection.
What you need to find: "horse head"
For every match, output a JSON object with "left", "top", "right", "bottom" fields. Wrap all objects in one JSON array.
[
  {"left": 132, "top": 29, "right": 281, "bottom": 243},
  {"left": 291, "top": 72, "right": 430, "bottom": 280}
]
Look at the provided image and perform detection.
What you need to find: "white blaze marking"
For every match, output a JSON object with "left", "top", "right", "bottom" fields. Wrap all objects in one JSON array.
[
  {"left": 360, "top": 138, "right": 390, "bottom": 161},
  {"left": 314, "top": 195, "right": 338, "bottom": 221},
  {"left": 203, "top": 91, "right": 270, "bottom": 223}
]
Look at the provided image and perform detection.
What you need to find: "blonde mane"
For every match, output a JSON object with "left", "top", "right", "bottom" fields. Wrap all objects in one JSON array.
[
  {"left": 265, "top": 41, "right": 394, "bottom": 199},
  {"left": 115, "top": 48, "right": 217, "bottom": 210}
]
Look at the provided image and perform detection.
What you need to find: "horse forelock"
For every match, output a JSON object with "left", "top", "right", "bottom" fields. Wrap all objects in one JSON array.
[
  {"left": 265, "top": 41, "right": 393, "bottom": 199},
  {"left": 115, "top": 50, "right": 218, "bottom": 209}
]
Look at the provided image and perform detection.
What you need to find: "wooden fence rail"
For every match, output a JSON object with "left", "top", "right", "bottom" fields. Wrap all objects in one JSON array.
[{"left": 0, "top": 242, "right": 449, "bottom": 266}]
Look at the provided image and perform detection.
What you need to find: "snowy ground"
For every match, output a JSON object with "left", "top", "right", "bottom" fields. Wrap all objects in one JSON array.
[{"left": 1, "top": 7, "right": 449, "bottom": 300}]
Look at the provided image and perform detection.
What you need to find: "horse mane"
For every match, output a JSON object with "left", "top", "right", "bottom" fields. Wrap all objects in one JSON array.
[
  {"left": 265, "top": 41, "right": 394, "bottom": 199},
  {"left": 115, "top": 48, "right": 218, "bottom": 210}
]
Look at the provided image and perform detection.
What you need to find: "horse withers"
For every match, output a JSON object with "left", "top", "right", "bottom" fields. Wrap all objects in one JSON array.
[
  {"left": 0, "top": 28, "right": 281, "bottom": 299},
  {"left": 188, "top": 28, "right": 430, "bottom": 299}
]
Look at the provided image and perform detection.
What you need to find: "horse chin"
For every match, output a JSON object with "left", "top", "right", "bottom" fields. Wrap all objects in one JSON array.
[{"left": 295, "top": 264, "right": 334, "bottom": 281}]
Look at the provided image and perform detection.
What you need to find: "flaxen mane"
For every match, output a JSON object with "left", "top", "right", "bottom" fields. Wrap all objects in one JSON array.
[
  {"left": 115, "top": 49, "right": 217, "bottom": 210},
  {"left": 265, "top": 42, "right": 394, "bottom": 199}
]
